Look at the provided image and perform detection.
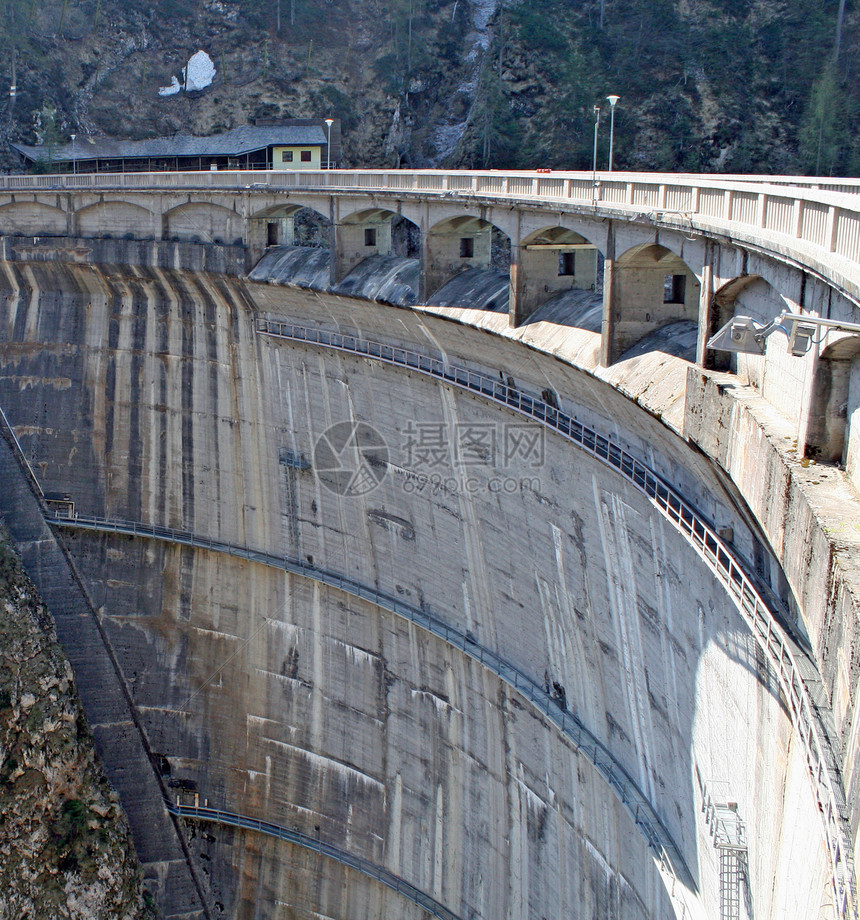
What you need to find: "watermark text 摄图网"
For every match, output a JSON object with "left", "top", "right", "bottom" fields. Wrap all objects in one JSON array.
[
  {"left": 402, "top": 421, "right": 545, "bottom": 470},
  {"left": 313, "top": 420, "right": 545, "bottom": 497}
]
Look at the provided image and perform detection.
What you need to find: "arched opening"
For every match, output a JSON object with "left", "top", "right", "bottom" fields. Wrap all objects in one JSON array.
[
  {"left": 606, "top": 243, "right": 700, "bottom": 361},
  {"left": 512, "top": 225, "right": 601, "bottom": 325},
  {"left": 425, "top": 215, "right": 511, "bottom": 311},
  {"left": 332, "top": 208, "right": 420, "bottom": 306},
  {"left": 703, "top": 274, "right": 813, "bottom": 427},
  {"left": 706, "top": 275, "right": 790, "bottom": 384},
  {"left": 391, "top": 215, "right": 421, "bottom": 260},
  {"left": 248, "top": 204, "right": 330, "bottom": 251},
  {"left": 248, "top": 205, "right": 333, "bottom": 291}
]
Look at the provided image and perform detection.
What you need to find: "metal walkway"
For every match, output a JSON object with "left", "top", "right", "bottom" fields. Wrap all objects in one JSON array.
[
  {"left": 165, "top": 799, "right": 462, "bottom": 920},
  {"left": 49, "top": 509, "right": 689, "bottom": 892},
  {"left": 257, "top": 317, "right": 856, "bottom": 920}
]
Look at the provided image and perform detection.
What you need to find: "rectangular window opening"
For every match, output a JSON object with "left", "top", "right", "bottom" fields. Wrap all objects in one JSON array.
[
  {"left": 558, "top": 251, "right": 576, "bottom": 276},
  {"left": 364, "top": 227, "right": 377, "bottom": 247},
  {"left": 460, "top": 237, "right": 474, "bottom": 258},
  {"left": 300, "top": 150, "right": 312, "bottom": 162},
  {"left": 663, "top": 274, "right": 686, "bottom": 304},
  {"left": 267, "top": 222, "right": 279, "bottom": 246},
  {"left": 282, "top": 150, "right": 294, "bottom": 163}
]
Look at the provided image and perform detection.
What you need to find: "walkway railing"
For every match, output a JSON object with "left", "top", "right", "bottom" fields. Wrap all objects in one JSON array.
[
  {"left": 256, "top": 317, "right": 856, "bottom": 920},
  {"left": 0, "top": 168, "right": 857, "bottom": 299},
  {"left": 49, "top": 509, "right": 689, "bottom": 895},
  {"left": 164, "top": 799, "right": 462, "bottom": 920}
]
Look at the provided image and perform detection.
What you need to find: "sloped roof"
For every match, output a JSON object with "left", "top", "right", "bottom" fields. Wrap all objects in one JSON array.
[{"left": 12, "top": 124, "right": 328, "bottom": 163}]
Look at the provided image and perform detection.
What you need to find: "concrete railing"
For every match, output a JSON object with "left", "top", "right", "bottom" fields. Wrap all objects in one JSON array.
[
  {"left": 1, "top": 168, "right": 857, "bottom": 301},
  {"left": 165, "top": 799, "right": 462, "bottom": 920},
  {"left": 49, "top": 509, "right": 691, "bottom": 905},
  {"left": 255, "top": 317, "right": 856, "bottom": 920}
]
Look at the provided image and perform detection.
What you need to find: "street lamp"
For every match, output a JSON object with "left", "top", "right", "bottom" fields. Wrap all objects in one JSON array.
[
  {"left": 70, "top": 133, "right": 76, "bottom": 175},
  {"left": 324, "top": 118, "right": 334, "bottom": 170},
  {"left": 606, "top": 95, "right": 619, "bottom": 171},
  {"left": 591, "top": 105, "right": 600, "bottom": 205}
]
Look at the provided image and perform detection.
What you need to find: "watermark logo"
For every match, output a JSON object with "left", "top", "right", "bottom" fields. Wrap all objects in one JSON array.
[
  {"left": 313, "top": 421, "right": 389, "bottom": 496},
  {"left": 313, "top": 421, "right": 544, "bottom": 497}
]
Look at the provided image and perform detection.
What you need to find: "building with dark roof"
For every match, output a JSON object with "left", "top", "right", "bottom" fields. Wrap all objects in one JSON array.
[{"left": 11, "top": 120, "right": 341, "bottom": 173}]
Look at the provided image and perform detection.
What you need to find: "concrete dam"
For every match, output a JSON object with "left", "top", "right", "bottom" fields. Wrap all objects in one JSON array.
[{"left": 0, "top": 169, "right": 859, "bottom": 920}]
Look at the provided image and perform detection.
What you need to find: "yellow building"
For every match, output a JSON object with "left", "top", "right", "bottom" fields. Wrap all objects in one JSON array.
[{"left": 272, "top": 145, "right": 322, "bottom": 170}]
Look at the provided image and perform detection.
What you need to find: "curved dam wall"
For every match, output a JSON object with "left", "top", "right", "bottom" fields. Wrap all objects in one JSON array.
[{"left": 0, "top": 255, "right": 838, "bottom": 920}]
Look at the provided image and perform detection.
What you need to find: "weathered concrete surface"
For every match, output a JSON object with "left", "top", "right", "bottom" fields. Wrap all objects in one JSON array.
[
  {"left": 426, "top": 266, "right": 510, "bottom": 312},
  {"left": 248, "top": 245, "right": 332, "bottom": 290},
  {"left": 0, "top": 256, "right": 846, "bottom": 920},
  {"left": 0, "top": 235, "right": 247, "bottom": 276}
]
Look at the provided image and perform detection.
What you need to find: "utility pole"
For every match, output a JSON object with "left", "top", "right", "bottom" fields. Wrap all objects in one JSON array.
[
  {"left": 325, "top": 119, "right": 334, "bottom": 170},
  {"left": 8, "top": 49, "right": 16, "bottom": 126},
  {"left": 606, "top": 95, "right": 619, "bottom": 171},
  {"left": 591, "top": 105, "right": 601, "bottom": 205}
]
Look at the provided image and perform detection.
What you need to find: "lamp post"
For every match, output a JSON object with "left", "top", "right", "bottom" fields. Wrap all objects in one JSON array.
[
  {"left": 325, "top": 118, "right": 334, "bottom": 170},
  {"left": 606, "top": 95, "right": 619, "bottom": 171},
  {"left": 70, "top": 133, "right": 76, "bottom": 175},
  {"left": 591, "top": 105, "right": 600, "bottom": 205}
]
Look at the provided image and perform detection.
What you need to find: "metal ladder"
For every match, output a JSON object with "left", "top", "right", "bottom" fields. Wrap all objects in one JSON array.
[{"left": 703, "top": 786, "right": 748, "bottom": 920}]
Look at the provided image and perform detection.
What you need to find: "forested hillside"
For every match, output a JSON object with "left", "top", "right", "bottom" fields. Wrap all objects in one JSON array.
[{"left": 0, "top": 0, "right": 857, "bottom": 175}]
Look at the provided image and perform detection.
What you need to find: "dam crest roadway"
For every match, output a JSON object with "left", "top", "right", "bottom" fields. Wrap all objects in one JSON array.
[{"left": 0, "top": 168, "right": 858, "bottom": 920}]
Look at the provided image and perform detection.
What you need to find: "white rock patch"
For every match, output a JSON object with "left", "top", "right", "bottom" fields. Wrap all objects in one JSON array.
[
  {"left": 158, "top": 49, "right": 217, "bottom": 96},
  {"left": 158, "top": 76, "right": 182, "bottom": 97},
  {"left": 184, "top": 50, "right": 217, "bottom": 91}
]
